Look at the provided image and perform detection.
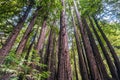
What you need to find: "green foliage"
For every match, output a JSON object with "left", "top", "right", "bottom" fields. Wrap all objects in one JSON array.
[
  {"left": 99, "top": 21, "right": 120, "bottom": 58},
  {"left": 0, "top": 52, "right": 50, "bottom": 80},
  {"left": 78, "top": 0, "right": 102, "bottom": 16}
]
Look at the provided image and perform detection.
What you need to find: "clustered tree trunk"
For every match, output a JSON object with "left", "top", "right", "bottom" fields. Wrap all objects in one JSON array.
[
  {"left": 82, "top": 17, "right": 110, "bottom": 80},
  {"left": 89, "top": 16, "right": 119, "bottom": 80},
  {"left": 0, "top": 0, "right": 120, "bottom": 80},
  {"left": 71, "top": 10, "right": 89, "bottom": 80},
  {"left": 0, "top": 5, "right": 32, "bottom": 64},
  {"left": 93, "top": 16, "right": 120, "bottom": 79},
  {"left": 35, "top": 17, "right": 48, "bottom": 54},
  {"left": 16, "top": 7, "right": 41, "bottom": 54},
  {"left": 73, "top": 0, "right": 101, "bottom": 80}
]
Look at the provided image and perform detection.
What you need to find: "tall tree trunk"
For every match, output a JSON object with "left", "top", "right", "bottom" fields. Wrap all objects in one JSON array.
[
  {"left": 82, "top": 17, "right": 111, "bottom": 80},
  {"left": 89, "top": 16, "right": 119, "bottom": 80},
  {"left": 44, "top": 29, "right": 54, "bottom": 70},
  {"left": 35, "top": 17, "right": 47, "bottom": 54},
  {"left": 71, "top": 11, "right": 89, "bottom": 80},
  {"left": 72, "top": 42, "right": 79, "bottom": 80},
  {"left": 73, "top": 0, "right": 101, "bottom": 80},
  {"left": 57, "top": 0, "right": 72, "bottom": 80},
  {"left": 77, "top": 31, "right": 91, "bottom": 79},
  {"left": 24, "top": 27, "right": 39, "bottom": 60},
  {"left": 93, "top": 16, "right": 120, "bottom": 79},
  {"left": 48, "top": 35, "right": 56, "bottom": 80},
  {"left": 16, "top": 7, "right": 41, "bottom": 54},
  {"left": 0, "top": 5, "right": 32, "bottom": 64},
  {"left": 44, "top": 29, "right": 56, "bottom": 80}
]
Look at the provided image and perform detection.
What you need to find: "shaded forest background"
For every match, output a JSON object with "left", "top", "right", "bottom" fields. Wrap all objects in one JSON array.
[{"left": 0, "top": 0, "right": 120, "bottom": 80}]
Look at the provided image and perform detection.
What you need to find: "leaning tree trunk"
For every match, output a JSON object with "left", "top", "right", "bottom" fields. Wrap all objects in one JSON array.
[
  {"left": 73, "top": 0, "right": 101, "bottom": 80},
  {"left": 16, "top": 7, "right": 41, "bottom": 54},
  {"left": 0, "top": 5, "right": 32, "bottom": 64},
  {"left": 72, "top": 42, "right": 79, "bottom": 80},
  {"left": 71, "top": 11, "right": 89, "bottom": 80},
  {"left": 93, "top": 16, "right": 120, "bottom": 79},
  {"left": 89, "top": 16, "right": 119, "bottom": 80},
  {"left": 82, "top": 17, "right": 111, "bottom": 80},
  {"left": 24, "top": 27, "right": 39, "bottom": 60},
  {"left": 35, "top": 17, "right": 47, "bottom": 54},
  {"left": 57, "top": 0, "right": 72, "bottom": 80}
]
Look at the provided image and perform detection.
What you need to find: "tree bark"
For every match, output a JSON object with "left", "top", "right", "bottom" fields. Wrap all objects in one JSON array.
[
  {"left": 0, "top": 5, "right": 32, "bottom": 64},
  {"left": 71, "top": 12, "right": 89, "bottom": 80},
  {"left": 72, "top": 42, "right": 79, "bottom": 80},
  {"left": 83, "top": 17, "right": 111, "bottom": 80},
  {"left": 89, "top": 16, "right": 119, "bottom": 80},
  {"left": 24, "top": 27, "right": 39, "bottom": 60},
  {"left": 44, "top": 29, "right": 56, "bottom": 80},
  {"left": 44, "top": 29, "right": 54, "bottom": 70},
  {"left": 73, "top": 0, "right": 101, "bottom": 80},
  {"left": 57, "top": 0, "right": 72, "bottom": 80},
  {"left": 35, "top": 17, "right": 47, "bottom": 54},
  {"left": 16, "top": 7, "right": 41, "bottom": 54},
  {"left": 93, "top": 16, "right": 120, "bottom": 79}
]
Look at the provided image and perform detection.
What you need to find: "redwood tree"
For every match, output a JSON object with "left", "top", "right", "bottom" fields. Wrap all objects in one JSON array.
[
  {"left": 82, "top": 17, "right": 110, "bottom": 80},
  {"left": 89, "top": 16, "right": 119, "bottom": 80},
  {"left": 57, "top": 0, "right": 72, "bottom": 80},
  {"left": 35, "top": 17, "right": 48, "bottom": 54},
  {"left": 93, "top": 16, "right": 120, "bottom": 79},
  {"left": 0, "top": 5, "right": 32, "bottom": 64},
  {"left": 73, "top": 0, "right": 101, "bottom": 79},
  {"left": 16, "top": 7, "right": 41, "bottom": 54},
  {"left": 71, "top": 10, "right": 89, "bottom": 80}
]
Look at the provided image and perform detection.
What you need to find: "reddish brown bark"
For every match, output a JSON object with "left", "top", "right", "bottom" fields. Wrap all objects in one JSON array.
[
  {"left": 71, "top": 12, "right": 89, "bottom": 80},
  {"left": 24, "top": 27, "right": 39, "bottom": 60},
  {"left": 0, "top": 5, "right": 32, "bottom": 64},
  {"left": 89, "top": 16, "right": 119, "bottom": 80},
  {"left": 44, "top": 29, "right": 56, "bottom": 80},
  {"left": 83, "top": 17, "right": 111, "bottom": 80},
  {"left": 16, "top": 7, "right": 41, "bottom": 54},
  {"left": 73, "top": 0, "right": 101, "bottom": 80},
  {"left": 57, "top": 0, "right": 72, "bottom": 80},
  {"left": 72, "top": 43, "right": 79, "bottom": 80},
  {"left": 44, "top": 29, "right": 54, "bottom": 69},
  {"left": 93, "top": 16, "right": 120, "bottom": 79},
  {"left": 35, "top": 17, "right": 47, "bottom": 54}
]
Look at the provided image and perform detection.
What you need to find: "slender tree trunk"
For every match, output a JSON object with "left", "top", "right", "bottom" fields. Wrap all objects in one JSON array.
[
  {"left": 35, "top": 17, "right": 47, "bottom": 54},
  {"left": 57, "top": 0, "right": 72, "bottom": 80},
  {"left": 44, "top": 29, "right": 56, "bottom": 80},
  {"left": 54, "top": 36, "right": 59, "bottom": 80},
  {"left": 73, "top": 0, "right": 101, "bottom": 80},
  {"left": 82, "top": 17, "right": 111, "bottom": 80},
  {"left": 16, "top": 7, "right": 41, "bottom": 54},
  {"left": 89, "top": 16, "right": 119, "bottom": 80},
  {"left": 71, "top": 12, "right": 89, "bottom": 80},
  {"left": 24, "top": 27, "right": 39, "bottom": 60},
  {"left": 77, "top": 31, "right": 91, "bottom": 79},
  {"left": 72, "top": 43, "right": 79, "bottom": 80},
  {"left": 39, "top": 42, "right": 45, "bottom": 63},
  {"left": 44, "top": 29, "right": 54, "bottom": 70},
  {"left": 0, "top": 5, "right": 32, "bottom": 64},
  {"left": 48, "top": 35, "right": 56, "bottom": 80},
  {"left": 93, "top": 16, "right": 120, "bottom": 79}
]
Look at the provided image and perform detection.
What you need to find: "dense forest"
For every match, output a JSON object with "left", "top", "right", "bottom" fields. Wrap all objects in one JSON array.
[{"left": 0, "top": 0, "right": 120, "bottom": 80}]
